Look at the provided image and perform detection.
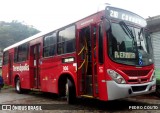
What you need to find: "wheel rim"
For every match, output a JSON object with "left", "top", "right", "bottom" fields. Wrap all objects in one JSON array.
[
  {"left": 16, "top": 80, "right": 20, "bottom": 92},
  {"left": 66, "top": 82, "right": 69, "bottom": 97}
]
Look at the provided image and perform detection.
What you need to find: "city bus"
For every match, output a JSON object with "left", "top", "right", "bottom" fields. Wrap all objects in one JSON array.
[{"left": 2, "top": 5, "right": 156, "bottom": 104}]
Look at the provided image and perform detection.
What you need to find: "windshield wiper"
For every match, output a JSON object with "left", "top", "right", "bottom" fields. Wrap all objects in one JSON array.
[
  {"left": 119, "top": 21, "right": 135, "bottom": 40},
  {"left": 119, "top": 21, "right": 139, "bottom": 64}
]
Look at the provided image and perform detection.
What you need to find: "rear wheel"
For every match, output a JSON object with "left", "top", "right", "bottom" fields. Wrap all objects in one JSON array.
[
  {"left": 66, "top": 79, "right": 76, "bottom": 104},
  {"left": 15, "top": 78, "right": 22, "bottom": 94}
]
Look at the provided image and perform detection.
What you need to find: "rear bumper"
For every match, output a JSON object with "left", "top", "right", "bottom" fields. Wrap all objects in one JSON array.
[{"left": 107, "top": 80, "right": 156, "bottom": 100}]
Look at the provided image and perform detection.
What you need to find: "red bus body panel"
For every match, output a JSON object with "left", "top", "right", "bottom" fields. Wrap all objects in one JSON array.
[{"left": 2, "top": 9, "right": 155, "bottom": 101}]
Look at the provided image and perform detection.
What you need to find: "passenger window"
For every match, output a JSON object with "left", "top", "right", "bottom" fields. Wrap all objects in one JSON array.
[
  {"left": 98, "top": 23, "right": 104, "bottom": 64},
  {"left": 57, "top": 25, "right": 75, "bottom": 54},
  {"left": 43, "top": 32, "right": 57, "bottom": 57},
  {"left": 13, "top": 43, "right": 29, "bottom": 62}
]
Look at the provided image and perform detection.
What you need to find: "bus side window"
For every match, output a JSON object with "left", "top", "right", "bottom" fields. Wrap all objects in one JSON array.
[
  {"left": 14, "top": 47, "right": 18, "bottom": 62},
  {"left": 43, "top": 32, "right": 57, "bottom": 57},
  {"left": 98, "top": 23, "right": 104, "bottom": 64},
  {"left": 93, "top": 27, "right": 96, "bottom": 58},
  {"left": 57, "top": 25, "right": 75, "bottom": 55},
  {"left": 17, "top": 43, "right": 28, "bottom": 62},
  {"left": 3, "top": 51, "right": 9, "bottom": 65}
]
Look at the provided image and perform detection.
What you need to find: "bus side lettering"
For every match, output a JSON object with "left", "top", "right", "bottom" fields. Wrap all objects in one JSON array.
[{"left": 13, "top": 64, "right": 29, "bottom": 72}]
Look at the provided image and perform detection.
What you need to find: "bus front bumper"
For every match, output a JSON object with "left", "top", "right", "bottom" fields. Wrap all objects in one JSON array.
[{"left": 107, "top": 80, "right": 156, "bottom": 100}]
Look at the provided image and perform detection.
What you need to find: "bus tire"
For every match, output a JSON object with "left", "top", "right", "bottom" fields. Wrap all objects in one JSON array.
[
  {"left": 15, "top": 78, "right": 22, "bottom": 94},
  {"left": 156, "top": 85, "right": 160, "bottom": 98},
  {"left": 66, "top": 79, "right": 76, "bottom": 104}
]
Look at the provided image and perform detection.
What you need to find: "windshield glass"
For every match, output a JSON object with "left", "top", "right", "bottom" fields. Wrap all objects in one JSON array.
[{"left": 108, "top": 22, "right": 153, "bottom": 66}]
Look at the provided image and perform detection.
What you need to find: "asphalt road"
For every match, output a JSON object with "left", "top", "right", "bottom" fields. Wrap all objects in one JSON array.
[{"left": 0, "top": 88, "right": 160, "bottom": 113}]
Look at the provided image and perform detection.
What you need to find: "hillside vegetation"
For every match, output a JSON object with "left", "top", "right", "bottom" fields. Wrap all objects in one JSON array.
[{"left": 0, "top": 21, "right": 40, "bottom": 50}]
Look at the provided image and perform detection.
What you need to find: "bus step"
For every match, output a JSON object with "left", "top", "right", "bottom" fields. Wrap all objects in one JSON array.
[
  {"left": 81, "top": 95, "right": 93, "bottom": 98},
  {"left": 31, "top": 88, "right": 41, "bottom": 91}
]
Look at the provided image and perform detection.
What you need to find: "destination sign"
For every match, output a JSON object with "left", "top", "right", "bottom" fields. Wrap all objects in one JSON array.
[
  {"left": 106, "top": 6, "right": 147, "bottom": 27},
  {"left": 114, "top": 51, "right": 136, "bottom": 59}
]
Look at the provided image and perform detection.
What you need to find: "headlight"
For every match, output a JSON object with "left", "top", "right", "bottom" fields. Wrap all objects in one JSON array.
[
  {"left": 150, "top": 71, "right": 156, "bottom": 82},
  {"left": 107, "top": 69, "right": 126, "bottom": 84}
]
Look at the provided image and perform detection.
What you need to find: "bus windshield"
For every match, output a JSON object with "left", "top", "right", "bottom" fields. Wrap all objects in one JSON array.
[{"left": 107, "top": 21, "right": 153, "bottom": 66}]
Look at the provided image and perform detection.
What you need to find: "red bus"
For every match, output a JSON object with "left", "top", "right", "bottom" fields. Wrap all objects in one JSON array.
[{"left": 2, "top": 6, "right": 156, "bottom": 104}]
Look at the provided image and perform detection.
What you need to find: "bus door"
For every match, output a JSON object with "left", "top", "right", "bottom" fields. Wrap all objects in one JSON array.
[
  {"left": 30, "top": 44, "right": 41, "bottom": 89},
  {"left": 8, "top": 53, "right": 13, "bottom": 85},
  {"left": 77, "top": 24, "right": 98, "bottom": 97}
]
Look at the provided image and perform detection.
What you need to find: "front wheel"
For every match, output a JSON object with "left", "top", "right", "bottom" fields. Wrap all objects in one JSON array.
[
  {"left": 66, "top": 79, "right": 76, "bottom": 104},
  {"left": 15, "top": 78, "right": 22, "bottom": 94}
]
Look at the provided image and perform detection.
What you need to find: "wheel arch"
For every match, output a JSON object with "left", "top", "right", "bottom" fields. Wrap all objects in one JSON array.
[{"left": 58, "top": 72, "right": 76, "bottom": 96}]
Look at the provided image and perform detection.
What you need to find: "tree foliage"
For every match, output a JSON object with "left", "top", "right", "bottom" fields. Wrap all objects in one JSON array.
[{"left": 0, "top": 20, "right": 40, "bottom": 50}]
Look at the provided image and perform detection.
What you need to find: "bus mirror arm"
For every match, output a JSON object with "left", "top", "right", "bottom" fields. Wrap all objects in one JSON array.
[
  {"left": 105, "top": 18, "right": 111, "bottom": 31},
  {"left": 138, "top": 28, "right": 144, "bottom": 41}
]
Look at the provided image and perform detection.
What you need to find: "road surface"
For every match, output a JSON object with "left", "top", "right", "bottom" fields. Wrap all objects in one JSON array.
[{"left": 0, "top": 88, "right": 160, "bottom": 113}]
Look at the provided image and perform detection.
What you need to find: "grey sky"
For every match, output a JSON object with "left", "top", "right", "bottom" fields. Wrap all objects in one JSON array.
[{"left": 0, "top": 0, "right": 159, "bottom": 31}]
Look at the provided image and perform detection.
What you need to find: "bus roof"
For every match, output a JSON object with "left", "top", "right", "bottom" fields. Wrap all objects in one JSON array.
[
  {"left": 3, "top": 5, "right": 144, "bottom": 52},
  {"left": 3, "top": 14, "right": 99, "bottom": 52},
  {"left": 2, "top": 5, "right": 112, "bottom": 52},
  {"left": 3, "top": 30, "right": 50, "bottom": 52}
]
